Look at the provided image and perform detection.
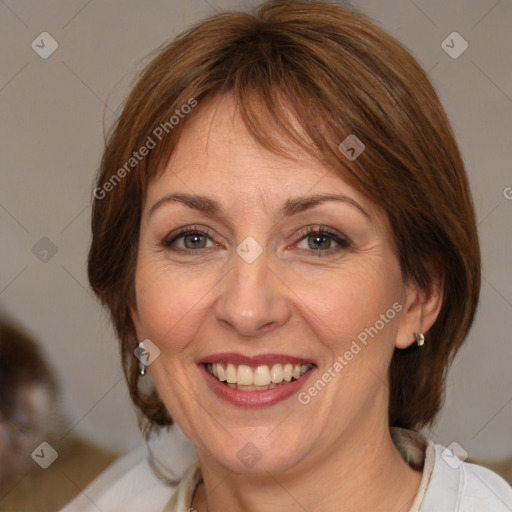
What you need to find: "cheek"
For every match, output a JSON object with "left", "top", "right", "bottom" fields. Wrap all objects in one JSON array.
[
  {"left": 133, "top": 260, "right": 215, "bottom": 352},
  {"left": 294, "top": 260, "right": 403, "bottom": 354}
]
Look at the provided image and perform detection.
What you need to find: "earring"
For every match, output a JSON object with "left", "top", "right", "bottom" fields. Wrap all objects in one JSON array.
[
  {"left": 137, "top": 342, "right": 147, "bottom": 376},
  {"left": 415, "top": 333, "right": 425, "bottom": 346}
]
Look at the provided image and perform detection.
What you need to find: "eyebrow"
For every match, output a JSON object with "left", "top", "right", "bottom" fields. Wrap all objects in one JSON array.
[{"left": 148, "top": 192, "right": 371, "bottom": 221}]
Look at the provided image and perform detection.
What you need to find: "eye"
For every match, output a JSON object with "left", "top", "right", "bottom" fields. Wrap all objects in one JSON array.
[
  {"left": 294, "top": 226, "right": 350, "bottom": 256},
  {"left": 162, "top": 226, "right": 219, "bottom": 251}
]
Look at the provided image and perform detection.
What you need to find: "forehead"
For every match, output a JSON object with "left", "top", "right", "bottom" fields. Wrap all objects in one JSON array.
[{"left": 146, "top": 96, "right": 372, "bottom": 215}]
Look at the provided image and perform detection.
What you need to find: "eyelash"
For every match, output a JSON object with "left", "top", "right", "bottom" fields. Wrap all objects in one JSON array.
[
  {"left": 162, "top": 225, "right": 350, "bottom": 257},
  {"left": 162, "top": 225, "right": 218, "bottom": 252},
  {"left": 293, "top": 226, "right": 350, "bottom": 257}
]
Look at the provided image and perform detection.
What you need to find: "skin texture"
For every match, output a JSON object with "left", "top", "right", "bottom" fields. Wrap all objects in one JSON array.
[{"left": 130, "top": 95, "right": 443, "bottom": 511}]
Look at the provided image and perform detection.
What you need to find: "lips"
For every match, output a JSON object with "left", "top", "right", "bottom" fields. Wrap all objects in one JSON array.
[{"left": 198, "top": 353, "right": 316, "bottom": 405}]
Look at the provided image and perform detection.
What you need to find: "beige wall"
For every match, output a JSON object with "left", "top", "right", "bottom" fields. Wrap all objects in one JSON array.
[{"left": 1, "top": 0, "right": 511, "bottom": 460}]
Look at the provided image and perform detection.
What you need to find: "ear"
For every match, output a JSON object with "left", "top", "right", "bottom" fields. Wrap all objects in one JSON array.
[{"left": 395, "top": 273, "right": 444, "bottom": 349}]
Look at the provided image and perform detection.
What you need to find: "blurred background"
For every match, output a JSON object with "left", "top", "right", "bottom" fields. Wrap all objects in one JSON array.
[{"left": 1, "top": 0, "right": 511, "bottom": 509}]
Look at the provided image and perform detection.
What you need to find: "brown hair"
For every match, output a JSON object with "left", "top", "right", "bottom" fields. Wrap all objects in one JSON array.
[{"left": 87, "top": 0, "right": 480, "bottom": 434}]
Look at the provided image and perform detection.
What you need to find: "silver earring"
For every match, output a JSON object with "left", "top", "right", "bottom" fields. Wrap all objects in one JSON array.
[
  {"left": 137, "top": 342, "right": 147, "bottom": 376},
  {"left": 415, "top": 333, "right": 425, "bottom": 346}
]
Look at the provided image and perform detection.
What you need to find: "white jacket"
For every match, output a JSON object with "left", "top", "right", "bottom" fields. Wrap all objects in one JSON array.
[{"left": 60, "top": 429, "right": 512, "bottom": 512}]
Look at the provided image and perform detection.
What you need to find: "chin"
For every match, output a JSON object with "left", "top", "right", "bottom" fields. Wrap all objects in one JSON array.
[{"left": 197, "top": 428, "right": 312, "bottom": 476}]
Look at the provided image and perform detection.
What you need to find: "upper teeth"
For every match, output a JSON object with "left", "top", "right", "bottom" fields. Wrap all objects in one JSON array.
[{"left": 207, "top": 363, "right": 312, "bottom": 387}]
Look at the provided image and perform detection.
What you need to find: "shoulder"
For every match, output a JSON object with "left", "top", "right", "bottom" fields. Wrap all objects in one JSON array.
[
  {"left": 58, "top": 445, "right": 176, "bottom": 512},
  {"left": 420, "top": 442, "right": 512, "bottom": 512},
  {"left": 59, "top": 426, "right": 198, "bottom": 512}
]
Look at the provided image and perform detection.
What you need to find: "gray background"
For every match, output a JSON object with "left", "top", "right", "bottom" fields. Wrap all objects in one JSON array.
[{"left": 1, "top": 0, "right": 511, "bottom": 460}]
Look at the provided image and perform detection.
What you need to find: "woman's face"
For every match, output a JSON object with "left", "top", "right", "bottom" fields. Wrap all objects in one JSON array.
[{"left": 131, "top": 96, "right": 418, "bottom": 474}]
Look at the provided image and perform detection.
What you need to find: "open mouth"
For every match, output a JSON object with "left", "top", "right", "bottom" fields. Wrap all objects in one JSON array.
[{"left": 205, "top": 362, "right": 314, "bottom": 391}]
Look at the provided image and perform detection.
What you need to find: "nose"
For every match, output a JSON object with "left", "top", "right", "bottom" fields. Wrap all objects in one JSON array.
[{"left": 212, "top": 249, "right": 291, "bottom": 338}]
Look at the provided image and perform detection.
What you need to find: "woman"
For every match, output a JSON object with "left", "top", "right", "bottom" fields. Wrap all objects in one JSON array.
[{"left": 65, "top": 0, "right": 512, "bottom": 510}]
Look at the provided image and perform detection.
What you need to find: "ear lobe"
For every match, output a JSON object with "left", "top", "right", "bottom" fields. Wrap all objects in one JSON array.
[{"left": 395, "top": 276, "right": 444, "bottom": 350}]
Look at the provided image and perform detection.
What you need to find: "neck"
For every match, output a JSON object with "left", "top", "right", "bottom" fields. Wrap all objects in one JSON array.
[{"left": 192, "top": 417, "right": 423, "bottom": 512}]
